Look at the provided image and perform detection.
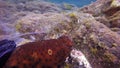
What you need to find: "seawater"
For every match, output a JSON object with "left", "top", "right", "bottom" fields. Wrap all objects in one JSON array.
[{"left": 47, "top": 0, "right": 96, "bottom": 7}]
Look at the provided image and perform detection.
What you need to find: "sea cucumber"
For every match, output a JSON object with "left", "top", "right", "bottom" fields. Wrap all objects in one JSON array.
[{"left": 3, "top": 36, "right": 73, "bottom": 68}]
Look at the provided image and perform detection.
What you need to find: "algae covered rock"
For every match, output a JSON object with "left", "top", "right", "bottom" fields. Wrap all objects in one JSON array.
[
  {"left": 79, "top": 0, "right": 120, "bottom": 34},
  {"left": 16, "top": 1, "right": 62, "bottom": 13},
  {"left": 70, "top": 12, "right": 120, "bottom": 68},
  {"left": 15, "top": 13, "right": 71, "bottom": 34},
  {"left": 1, "top": 0, "right": 120, "bottom": 68},
  {"left": 13, "top": 11, "right": 120, "bottom": 68}
]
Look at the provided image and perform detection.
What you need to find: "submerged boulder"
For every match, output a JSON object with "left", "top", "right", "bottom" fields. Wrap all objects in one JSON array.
[
  {"left": 0, "top": 0, "right": 120, "bottom": 68},
  {"left": 14, "top": 11, "right": 120, "bottom": 68}
]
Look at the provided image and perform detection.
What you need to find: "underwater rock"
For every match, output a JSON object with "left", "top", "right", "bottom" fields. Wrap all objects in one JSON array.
[
  {"left": 0, "top": 0, "right": 62, "bottom": 25},
  {"left": 0, "top": 1, "right": 17, "bottom": 23},
  {"left": 78, "top": 0, "right": 106, "bottom": 16},
  {"left": 70, "top": 12, "right": 120, "bottom": 68},
  {"left": 111, "top": 28, "right": 120, "bottom": 35},
  {"left": 103, "top": 0, "right": 120, "bottom": 16},
  {"left": 0, "top": 23, "right": 16, "bottom": 35},
  {"left": 79, "top": 0, "right": 120, "bottom": 33},
  {"left": 4, "top": 36, "right": 73, "bottom": 68},
  {"left": 15, "top": 13, "right": 70, "bottom": 34},
  {"left": 2, "top": 0, "right": 35, "bottom": 3},
  {"left": 69, "top": 49, "right": 92, "bottom": 68},
  {"left": 1, "top": 0, "right": 120, "bottom": 68},
  {"left": 14, "top": 11, "right": 120, "bottom": 68},
  {"left": 15, "top": 1, "right": 62, "bottom": 13},
  {"left": 103, "top": 3, "right": 120, "bottom": 28},
  {"left": 101, "top": 0, "right": 120, "bottom": 28}
]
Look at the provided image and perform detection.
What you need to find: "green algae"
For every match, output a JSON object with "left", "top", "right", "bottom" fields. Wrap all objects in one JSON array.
[
  {"left": 63, "top": 3, "right": 74, "bottom": 10},
  {"left": 90, "top": 47, "right": 98, "bottom": 55},
  {"left": 103, "top": 52, "right": 117, "bottom": 62}
]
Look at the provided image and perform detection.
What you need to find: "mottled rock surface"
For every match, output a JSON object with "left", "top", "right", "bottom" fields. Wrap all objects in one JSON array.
[{"left": 0, "top": 0, "right": 120, "bottom": 68}]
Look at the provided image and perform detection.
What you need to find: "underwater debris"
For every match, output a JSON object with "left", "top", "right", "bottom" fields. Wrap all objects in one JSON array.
[
  {"left": 3, "top": 36, "right": 73, "bottom": 68},
  {"left": 0, "top": 39, "right": 16, "bottom": 68}
]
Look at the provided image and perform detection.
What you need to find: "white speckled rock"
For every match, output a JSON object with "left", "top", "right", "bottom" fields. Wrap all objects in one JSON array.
[{"left": 70, "top": 49, "right": 92, "bottom": 68}]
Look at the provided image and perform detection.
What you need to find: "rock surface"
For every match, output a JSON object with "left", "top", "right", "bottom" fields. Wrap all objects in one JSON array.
[{"left": 0, "top": 0, "right": 120, "bottom": 68}]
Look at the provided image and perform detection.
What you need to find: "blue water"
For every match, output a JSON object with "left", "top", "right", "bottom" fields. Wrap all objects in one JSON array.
[{"left": 48, "top": 0, "right": 96, "bottom": 7}]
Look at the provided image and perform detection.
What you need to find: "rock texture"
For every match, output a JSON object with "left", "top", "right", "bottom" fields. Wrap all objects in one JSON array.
[{"left": 0, "top": 0, "right": 120, "bottom": 68}]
